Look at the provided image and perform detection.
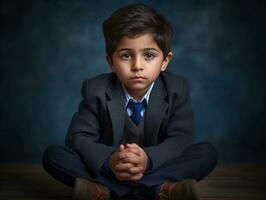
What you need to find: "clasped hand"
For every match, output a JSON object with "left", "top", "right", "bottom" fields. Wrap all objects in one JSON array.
[{"left": 109, "top": 143, "right": 148, "bottom": 181}]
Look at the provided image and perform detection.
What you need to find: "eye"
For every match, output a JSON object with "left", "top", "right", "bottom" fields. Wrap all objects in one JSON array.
[
  {"left": 120, "top": 52, "right": 132, "bottom": 60},
  {"left": 144, "top": 52, "right": 156, "bottom": 60}
]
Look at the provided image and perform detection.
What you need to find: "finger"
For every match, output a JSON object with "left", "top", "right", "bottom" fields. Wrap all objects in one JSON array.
[
  {"left": 117, "top": 144, "right": 125, "bottom": 152},
  {"left": 118, "top": 151, "right": 138, "bottom": 160},
  {"left": 126, "top": 144, "right": 143, "bottom": 155},
  {"left": 124, "top": 156, "right": 141, "bottom": 165},
  {"left": 115, "top": 162, "right": 134, "bottom": 171},
  {"left": 127, "top": 166, "right": 143, "bottom": 174},
  {"left": 115, "top": 171, "right": 143, "bottom": 181},
  {"left": 125, "top": 152, "right": 141, "bottom": 161},
  {"left": 115, "top": 171, "right": 131, "bottom": 181},
  {"left": 124, "top": 146, "right": 141, "bottom": 156},
  {"left": 117, "top": 151, "right": 127, "bottom": 160},
  {"left": 128, "top": 173, "right": 143, "bottom": 181},
  {"left": 116, "top": 163, "right": 143, "bottom": 174},
  {"left": 126, "top": 143, "right": 140, "bottom": 149}
]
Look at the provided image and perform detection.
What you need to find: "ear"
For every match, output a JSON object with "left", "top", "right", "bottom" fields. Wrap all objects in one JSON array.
[{"left": 161, "top": 51, "right": 173, "bottom": 71}]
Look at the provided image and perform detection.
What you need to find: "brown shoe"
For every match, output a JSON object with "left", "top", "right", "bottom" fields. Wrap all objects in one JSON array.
[
  {"left": 73, "top": 177, "right": 110, "bottom": 200},
  {"left": 158, "top": 179, "right": 199, "bottom": 200}
]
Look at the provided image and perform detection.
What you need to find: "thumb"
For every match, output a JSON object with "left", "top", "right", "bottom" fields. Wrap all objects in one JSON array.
[{"left": 117, "top": 144, "right": 125, "bottom": 152}]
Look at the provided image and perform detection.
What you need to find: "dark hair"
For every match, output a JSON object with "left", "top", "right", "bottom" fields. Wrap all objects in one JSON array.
[{"left": 102, "top": 3, "right": 173, "bottom": 58}]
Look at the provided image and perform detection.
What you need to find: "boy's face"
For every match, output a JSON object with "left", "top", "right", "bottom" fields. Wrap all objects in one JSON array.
[{"left": 107, "top": 33, "right": 172, "bottom": 100}]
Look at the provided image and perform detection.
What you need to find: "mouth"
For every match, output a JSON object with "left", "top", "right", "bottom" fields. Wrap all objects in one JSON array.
[{"left": 131, "top": 76, "right": 145, "bottom": 80}]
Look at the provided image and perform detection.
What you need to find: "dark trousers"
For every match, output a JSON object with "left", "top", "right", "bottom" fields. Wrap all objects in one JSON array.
[{"left": 42, "top": 142, "right": 217, "bottom": 198}]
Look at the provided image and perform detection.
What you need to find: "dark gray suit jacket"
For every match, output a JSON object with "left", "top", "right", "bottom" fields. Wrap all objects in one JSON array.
[{"left": 65, "top": 72, "right": 195, "bottom": 176}]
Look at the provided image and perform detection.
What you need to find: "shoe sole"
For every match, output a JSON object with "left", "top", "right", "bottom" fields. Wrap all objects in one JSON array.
[
  {"left": 172, "top": 179, "right": 199, "bottom": 200},
  {"left": 159, "top": 179, "right": 199, "bottom": 200},
  {"left": 73, "top": 177, "right": 109, "bottom": 200}
]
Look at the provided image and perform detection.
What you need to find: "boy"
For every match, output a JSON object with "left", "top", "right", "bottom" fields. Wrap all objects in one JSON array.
[{"left": 43, "top": 3, "right": 218, "bottom": 200}]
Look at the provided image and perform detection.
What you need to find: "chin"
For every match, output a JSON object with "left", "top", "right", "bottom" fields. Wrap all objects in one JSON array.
[{"left": 130, "top": 86, "right": 149, "bottom": 92}]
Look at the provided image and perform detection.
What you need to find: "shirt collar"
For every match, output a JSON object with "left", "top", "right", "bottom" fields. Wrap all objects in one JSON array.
[{"left": 122, "top": 82, "right": 154, "bottom": 106}]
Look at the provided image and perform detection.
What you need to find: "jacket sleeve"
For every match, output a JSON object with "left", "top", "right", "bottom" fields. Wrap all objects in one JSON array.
[
  {"left": 65, "top": 80, "right": 115, "bottom": 176},
  {"left": 144, "top": 78, "right": 195, "bottom": 172}
]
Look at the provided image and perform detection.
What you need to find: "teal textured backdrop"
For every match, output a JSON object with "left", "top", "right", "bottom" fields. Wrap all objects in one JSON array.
[{"left": 0, "top": 0, "right": 265, "bottom": 163}]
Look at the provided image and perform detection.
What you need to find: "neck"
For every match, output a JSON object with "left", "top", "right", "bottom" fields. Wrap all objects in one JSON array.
[
  {"left": 123, "top": 83, "right": 154, "bottom": 102},
  {"left": 127, "top": 90, "right": 146, "bottom": 101}
]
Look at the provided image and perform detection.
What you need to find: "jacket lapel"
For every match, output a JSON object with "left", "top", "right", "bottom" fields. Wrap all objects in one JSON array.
[
  {"left": 145, "top": 76, "right": 168, "bottom": 146},
  {"left": 106, "top": 74, "right": 126, "bottom": 147},
  {"left": 106, "top": 73, "right": 168, "bottom": 147}
]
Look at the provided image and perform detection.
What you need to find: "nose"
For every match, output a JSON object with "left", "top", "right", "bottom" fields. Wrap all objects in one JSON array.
[{"left": 131, "top": 56, "right": 143, "bottom": 71}]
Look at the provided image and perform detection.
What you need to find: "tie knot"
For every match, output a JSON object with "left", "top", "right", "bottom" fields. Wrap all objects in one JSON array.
[{"left": 127, "top": 99, "right": 146, "bottom": 114}]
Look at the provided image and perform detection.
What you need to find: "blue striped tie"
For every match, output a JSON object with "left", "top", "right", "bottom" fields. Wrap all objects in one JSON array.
[{"left": 127, "top": 99, "right": 146, "bottom": 126}]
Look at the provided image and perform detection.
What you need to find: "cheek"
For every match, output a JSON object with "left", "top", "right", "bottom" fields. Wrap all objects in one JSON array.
[
  {"left": 146, "top": 70, "right": 160, "bottom": 81},
  {"left": 112, "top": 65, "right": 128, "bottom": 78},
  {"left": 147, "top": 63, "right": 163, "bottom": 75}
]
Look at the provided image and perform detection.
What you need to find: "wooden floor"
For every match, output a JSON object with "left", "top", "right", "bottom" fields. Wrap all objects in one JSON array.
[{"left": 0, "top": 164, "right": 265, "bottom": 200}]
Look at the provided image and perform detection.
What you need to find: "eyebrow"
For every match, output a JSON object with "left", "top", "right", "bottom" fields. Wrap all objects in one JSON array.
[{"left": 117, "top": 48, "right": 160, "bottom": 52}]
